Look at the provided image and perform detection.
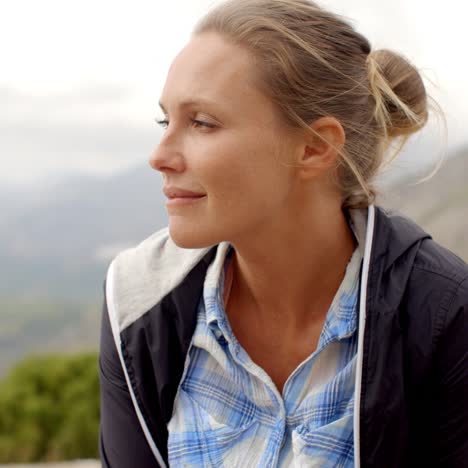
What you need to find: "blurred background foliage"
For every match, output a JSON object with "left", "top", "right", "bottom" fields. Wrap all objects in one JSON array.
[{"left": 0, "top": 352, "right": 99, "bottom": 463}]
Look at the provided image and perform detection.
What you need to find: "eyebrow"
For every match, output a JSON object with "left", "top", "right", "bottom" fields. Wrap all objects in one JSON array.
[{"left": 158, "top": 98, "right": 219, "bottom": 113}]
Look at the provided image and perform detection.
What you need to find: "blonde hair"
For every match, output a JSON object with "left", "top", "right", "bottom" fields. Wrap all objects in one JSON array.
[{"left": 193, "top": 0, "right": 430, "bottom": 208}]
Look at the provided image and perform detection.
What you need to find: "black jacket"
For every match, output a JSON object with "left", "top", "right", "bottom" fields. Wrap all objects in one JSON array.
[{"left": 98, "top": 206, "right": 468, "bottom": 467}]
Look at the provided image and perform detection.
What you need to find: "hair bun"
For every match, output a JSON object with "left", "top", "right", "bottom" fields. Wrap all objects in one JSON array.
[{"left": 367, "top": 49, "right": 428, "bottom": 138}]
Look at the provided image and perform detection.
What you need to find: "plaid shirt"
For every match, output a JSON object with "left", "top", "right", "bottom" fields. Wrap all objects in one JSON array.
[{"left": 168, "top": 242, "right": 362, "bottom": 467}]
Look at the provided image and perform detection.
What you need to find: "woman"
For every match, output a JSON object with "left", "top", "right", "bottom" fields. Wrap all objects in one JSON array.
[{"left": 98, "top": 1, "right": 468, "bottom": 467}]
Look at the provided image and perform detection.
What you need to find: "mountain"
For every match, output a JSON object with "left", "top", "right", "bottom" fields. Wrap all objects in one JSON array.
[
  {"left": 3, "top": 148, "right": 466, "bottom": 303},
  {"left": 0, "top": 165, "right": 167, "bottom": 375},
  {"left": 0, "top": 165, "right": 167, "bottom": 302},
  {"left": 0, "top": 148, "right": 467, "bottom": 376}
]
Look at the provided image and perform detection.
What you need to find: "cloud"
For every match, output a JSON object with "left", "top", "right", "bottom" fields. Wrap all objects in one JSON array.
[
  {"left": 1, "top": 0, "right": 466, "bottom": 186},
  {"left": 1, "top": 85, "right": 160, "bottom": 184}
]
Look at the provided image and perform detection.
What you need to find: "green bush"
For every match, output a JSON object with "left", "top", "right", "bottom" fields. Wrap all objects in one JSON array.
[{"left": 0, "top": 352, "right": 100, "bottom": 463}]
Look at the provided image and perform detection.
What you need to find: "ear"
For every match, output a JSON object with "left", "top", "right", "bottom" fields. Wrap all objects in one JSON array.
[{"left": 297, "top": 117, "right": 346, "bottom": 179}]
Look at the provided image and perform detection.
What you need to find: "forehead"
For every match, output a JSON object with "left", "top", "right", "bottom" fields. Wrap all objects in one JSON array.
[{"left": 160, "top": 33, "right": 274, "bottom": 116}]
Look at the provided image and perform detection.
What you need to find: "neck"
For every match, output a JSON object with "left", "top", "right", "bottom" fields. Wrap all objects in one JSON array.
[{"left": 228, "top": 199, "right": 357, "bottom": 331}]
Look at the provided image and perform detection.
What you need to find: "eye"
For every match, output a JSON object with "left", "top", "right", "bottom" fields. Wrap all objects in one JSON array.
[
  {"left": 154, "top": 118, "right": 168, "bottom": 129},
  {"left": 154, "top": 117, "right": 216, "bottom": 131},
  {"left": 191, "top": 119, "right": 216, "bottom": 129}
]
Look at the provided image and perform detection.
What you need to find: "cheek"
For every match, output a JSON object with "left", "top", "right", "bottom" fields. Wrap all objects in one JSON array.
[
  {"left": 210, "top": 163, "right": 287, "bottom": 218},
  {"left": 193, "top": 132, "right": 290, "bottom": 209}
]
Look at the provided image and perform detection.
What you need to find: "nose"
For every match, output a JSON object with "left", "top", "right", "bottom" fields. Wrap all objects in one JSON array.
[{"left": 149, "top": 136, "right": 186, "bottom": 174}]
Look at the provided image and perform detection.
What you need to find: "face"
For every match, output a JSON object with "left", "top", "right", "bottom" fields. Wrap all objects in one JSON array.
[{"left": 150, "top": 33, "right": 300, "bottom": 248}]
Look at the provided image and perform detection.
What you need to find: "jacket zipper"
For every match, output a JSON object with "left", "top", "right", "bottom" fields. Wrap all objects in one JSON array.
[{"left": 353, "top": 204, "right": 376, "bottom": 468}]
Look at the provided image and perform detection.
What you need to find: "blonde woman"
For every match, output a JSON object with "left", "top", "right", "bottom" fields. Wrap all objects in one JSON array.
[{"left": 98, "top": 1, "right": 468, "bottom": 466}]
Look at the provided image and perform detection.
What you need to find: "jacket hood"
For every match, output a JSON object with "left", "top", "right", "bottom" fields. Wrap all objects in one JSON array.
[{"left": 373, "top": 207, "right": 430, "bottom": 272}]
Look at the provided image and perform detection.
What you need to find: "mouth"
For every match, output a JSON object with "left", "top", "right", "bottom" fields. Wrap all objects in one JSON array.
[
  {"left": 165, "top": 195, "right": 206, "bottom": 207},
  {"left": 163, "top": 186, "right": 207, "bottom": 207}
]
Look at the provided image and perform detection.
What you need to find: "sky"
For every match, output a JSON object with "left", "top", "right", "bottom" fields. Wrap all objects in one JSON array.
[{"left": 2, "top": 0, "right": 467, "bottom": 186}]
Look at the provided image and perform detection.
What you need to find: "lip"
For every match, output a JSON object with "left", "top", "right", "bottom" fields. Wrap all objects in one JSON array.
[
  {"left": 163, "top": 186, "right": 206, "bottom": 206},
  {"left": 163, "top": 187, "right": 206, "bottom": 199}
]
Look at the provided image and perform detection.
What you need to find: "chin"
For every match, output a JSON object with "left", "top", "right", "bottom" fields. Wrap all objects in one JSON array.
[{"left": 168, "top": 219, "right": 220, "bottom": 249}]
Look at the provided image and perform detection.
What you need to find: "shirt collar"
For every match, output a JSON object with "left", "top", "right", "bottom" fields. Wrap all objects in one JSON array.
[
  {"left": 203, "top": 242, "right": 234, "bottom": 342},
  {"left": 202, "top": 208, "right": 368, "bottom": 345},
  {"left": 316, "top": 246, "right": 362, "bottom": 349}
]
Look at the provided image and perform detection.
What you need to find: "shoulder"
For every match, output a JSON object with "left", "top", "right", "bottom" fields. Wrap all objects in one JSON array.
[
  {"left": 399, "top": 228, "right": 468, "bottom": 352},
  {"left": 418, "top": 236, "right": 467, "bottom": 325},
  {"left": 106, "top": 226, "right": 213, "bottom": 331},
  {"left": 410, "top": 237, "right": 468, "bottom": 321},
  {"left": 414, "top": 236, "right": 468, "bottom": 285}
]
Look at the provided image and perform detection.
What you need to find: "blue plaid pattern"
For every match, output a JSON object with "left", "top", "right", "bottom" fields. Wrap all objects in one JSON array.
[{"left": 168, "top": 243, "right": 361, "bottom": 467}]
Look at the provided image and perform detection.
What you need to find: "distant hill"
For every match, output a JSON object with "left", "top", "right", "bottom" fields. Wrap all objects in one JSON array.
[
  {"left": 0, "top": 148, "right": 467, "bottom": 376},
  {"left": 2, "top": 149, "right": 466, "bottom": 303},
  {"left": 0, "top": 165, "right": 167, "bottom": 375},
  {"left": 0, "top": 165, "right": 167, "bottom": 302}
]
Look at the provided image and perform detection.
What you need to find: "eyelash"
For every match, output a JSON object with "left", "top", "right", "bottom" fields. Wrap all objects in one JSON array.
[{"left": 154, "top": 118, "right": 215, "bottom": 130}]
